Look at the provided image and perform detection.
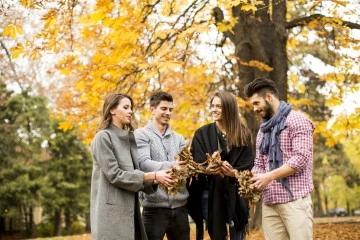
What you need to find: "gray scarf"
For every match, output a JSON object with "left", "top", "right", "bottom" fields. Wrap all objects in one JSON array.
[{"left": 260, "top": 101, "right": 293, "bottom": 198}]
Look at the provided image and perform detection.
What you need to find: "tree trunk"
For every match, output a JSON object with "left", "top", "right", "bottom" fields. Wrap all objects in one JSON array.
[
  {"left": 85, "top": 212, "right": 91, "bottom": 232},
  {"left": 230, "top": 0, "right": 288, "bottom": 229},
  {"left": 20, "top": 204, "right": 28, "bottom": 235},
  {"left": 230, "top": 0, "right": 288, "bottom": 100},
  {"left": 324, "top": 187, "right": 329, "bottom": 215},
  {"left": 249, "top": 201, "right": 262, "bottom": 230},
  {"left": 313, "top": 180, "right": 323, "bottom": 217},
  {"left": 64, "top": 208, "right": 71, "bottom": 234},
  {"left": 53, "top": 209, "right": 61, "bottom": 236}
]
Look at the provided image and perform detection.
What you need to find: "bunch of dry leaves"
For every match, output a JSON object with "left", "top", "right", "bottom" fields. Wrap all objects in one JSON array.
[{"left": 161, "top": 148, "right": 262, "bottom": 205}]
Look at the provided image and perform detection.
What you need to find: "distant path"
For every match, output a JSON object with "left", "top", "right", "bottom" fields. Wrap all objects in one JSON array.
[{"left": 314, "top": 216, "right": 360, "bottom": 224}]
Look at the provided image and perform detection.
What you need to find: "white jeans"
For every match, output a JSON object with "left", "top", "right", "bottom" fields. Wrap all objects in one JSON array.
[{"left": 262, "top": 194, "right": 313, "bottom": 240}]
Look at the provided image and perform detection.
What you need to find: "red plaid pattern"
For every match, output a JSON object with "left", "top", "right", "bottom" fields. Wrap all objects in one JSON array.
[{"left": 252, "top": 110, "right": 315, "bottom": 205}]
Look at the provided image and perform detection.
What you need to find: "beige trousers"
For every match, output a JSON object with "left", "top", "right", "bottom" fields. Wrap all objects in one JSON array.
[{"left": 262, "top": 194, "right": 313, "bottom": 240}]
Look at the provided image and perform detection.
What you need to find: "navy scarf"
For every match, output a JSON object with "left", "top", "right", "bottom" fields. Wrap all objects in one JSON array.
[{"left": 260, "top": 101, "right": 293, "bottom": 198}]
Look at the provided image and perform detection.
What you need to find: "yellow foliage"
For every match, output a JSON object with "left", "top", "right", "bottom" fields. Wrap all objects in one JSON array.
[
  {"left": 10, "top": 0, "right": 358, "bottom": 146},
  {"left": 241, "top": 4, "right": 257, "bottom": 13},
  {"left": 239, "top": 60, "right": 273, "bottom": 72},
  {"left": 3, "top": 24, "right": 23, "bottom": 39},
  {"left": 288, "top": 97, "right": 317, "bottom": 108},
  {"left": 330, "top": 0, "right": 348, "bottom": 7},
  {"left": 10, "top": 43, "right": 24, "bottom": 59},
  {"left": 58, "top": 121, "right": 74, "bottom": 132}
]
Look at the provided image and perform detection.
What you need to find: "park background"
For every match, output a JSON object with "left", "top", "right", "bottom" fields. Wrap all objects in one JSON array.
[{"left": 0, "top": 0, "right": 359, "bottom": 239}]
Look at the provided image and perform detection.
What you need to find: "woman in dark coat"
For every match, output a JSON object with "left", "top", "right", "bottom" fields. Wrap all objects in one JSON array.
[
  {"left": 90, "top": 93, "right": 173, "bottom": 240},
  {"left": 187, "top": 91, "right": 254, "bottom": 240}
]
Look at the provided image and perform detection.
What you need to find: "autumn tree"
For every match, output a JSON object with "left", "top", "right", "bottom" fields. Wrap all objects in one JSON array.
[
  {"left": 3, "top": 0, "right": 360, "bottom": 230},
  {"left": 290, "top": 69, "right": 360, "bottom": 216}
]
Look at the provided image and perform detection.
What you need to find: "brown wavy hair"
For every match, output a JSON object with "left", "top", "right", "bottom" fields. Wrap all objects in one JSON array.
[
  {"left": 97, "top": 93, "right": 136, "bottom": 132},
  {"left": 212, "top": 91, "right": 251, "bottom": 147}
]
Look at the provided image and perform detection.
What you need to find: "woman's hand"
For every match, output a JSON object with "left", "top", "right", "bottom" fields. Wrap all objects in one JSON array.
[
  {"left": 206, "top": 163, "right": 222, "bottom": 175},
  {"left": 154, "top": 169, "right": 174, "bottom": 187},
  {"left": 221, "top": 161, "right": 236, "bottom": 177}
]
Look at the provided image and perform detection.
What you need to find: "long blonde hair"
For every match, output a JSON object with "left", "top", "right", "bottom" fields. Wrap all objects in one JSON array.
[
  {"left": 212, "top": 91, "right": 251, "bottom": 147},
  {"left": 97, "top": 93, "right": 136, "bottom": 132}
]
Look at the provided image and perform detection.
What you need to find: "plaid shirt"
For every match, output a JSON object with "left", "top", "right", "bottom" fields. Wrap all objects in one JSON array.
[{"left": 252, "top": 110, "right": 315, "bottom": 205}]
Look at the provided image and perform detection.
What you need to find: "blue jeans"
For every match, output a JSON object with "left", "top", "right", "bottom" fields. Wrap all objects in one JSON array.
[
  {"left": 142, "top": 206, "right": 190, "bottom": 240},
  {"left": 201, "top": 190, "right": 209, "bottom": 229},
  {"left": 229, "top": 225, "right": 246, "bottom": 240}
]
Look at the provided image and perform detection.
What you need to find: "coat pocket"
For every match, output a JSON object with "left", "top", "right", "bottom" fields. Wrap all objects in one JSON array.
[{"left": 106, "top": 183, "right": 116, "bottom": 205}]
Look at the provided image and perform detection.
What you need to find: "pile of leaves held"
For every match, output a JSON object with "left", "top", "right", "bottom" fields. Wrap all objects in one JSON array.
[{"left": 161, "top": 148, "right": 261, "bottom": 205}]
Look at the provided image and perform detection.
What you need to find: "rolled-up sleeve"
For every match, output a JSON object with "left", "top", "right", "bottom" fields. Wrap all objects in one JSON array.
[
  {"left": 252, "top": 131, "right": 267, "bottom": 174},
  {"left": 285, "top": 117, "right": 314, "bottom": 171}
]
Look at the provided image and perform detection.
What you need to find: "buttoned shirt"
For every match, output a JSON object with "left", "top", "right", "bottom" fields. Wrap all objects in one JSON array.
[{"left": 252, "top": 110, "right": 315, "bottom": 205}]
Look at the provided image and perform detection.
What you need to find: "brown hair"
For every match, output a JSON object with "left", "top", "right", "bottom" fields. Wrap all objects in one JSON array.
[
  {"left": 97, "top": 93, "right": 136, "bottom": 132},
  {"left": 212, "top": 91, "right": 251, "bottom": 147},
  {"left": 149, "top": 91, "right": 173, "bottom": 108},
  {"left": 244, "top": 77, "right": 279, "bottom": 99}
]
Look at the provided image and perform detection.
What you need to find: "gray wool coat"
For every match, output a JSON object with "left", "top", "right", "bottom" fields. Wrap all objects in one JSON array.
[{"left": 90, "top": 124, "right": 156, "bottom": 240}]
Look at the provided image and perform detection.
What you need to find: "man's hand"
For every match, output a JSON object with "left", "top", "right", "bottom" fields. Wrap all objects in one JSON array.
[
  {"left": 250, "top": 172, "right": 273, "bottom": 191},
  {"left": 155, "top": 169, "right": 174, "bottom": 187}
]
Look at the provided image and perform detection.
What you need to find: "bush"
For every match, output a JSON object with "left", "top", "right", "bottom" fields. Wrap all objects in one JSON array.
[
  {"left": 71, "top": 221, "right": 85, "bottom": 235},
  {"left": 36, "top": 222, "right": 54, "bottom": 237}
]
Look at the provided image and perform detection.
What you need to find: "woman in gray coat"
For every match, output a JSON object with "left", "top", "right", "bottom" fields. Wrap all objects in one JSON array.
[{"left": 91, "top": 93, "right": 173, "bottom": 240}]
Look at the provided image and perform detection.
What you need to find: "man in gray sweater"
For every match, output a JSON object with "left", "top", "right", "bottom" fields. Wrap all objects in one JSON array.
[{"left": 135, "top": 91, "right": 190, "bottom": 240}]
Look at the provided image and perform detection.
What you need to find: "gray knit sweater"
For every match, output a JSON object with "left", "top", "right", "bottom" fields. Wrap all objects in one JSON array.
[{"left": 134, "top": 121, "right": 189, "bottom": 208}]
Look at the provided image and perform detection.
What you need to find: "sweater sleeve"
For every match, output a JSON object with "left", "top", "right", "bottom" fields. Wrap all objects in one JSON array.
[
  {"left": 91, "top": 131, "right": 145, "bottom": 192},
  {"left": 134, "top": 129, "right": 173, "bottom": 172}
]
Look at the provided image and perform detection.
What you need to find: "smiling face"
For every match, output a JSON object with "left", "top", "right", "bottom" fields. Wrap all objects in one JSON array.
[
  {"left": 211, "top": 96, "right": 222, "bottom": 122},
  {"left": 110, "top": 97, "right": 133, "bottom": 129},
  {"left": 151, "top": 100, "right": 173, "bottom": 126},
  {"left": 249, "top": 93, "right": 274, "bottom": 119}
]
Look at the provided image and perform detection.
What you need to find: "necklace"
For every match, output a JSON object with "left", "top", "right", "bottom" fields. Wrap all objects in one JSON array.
[{"left": 216, "top": 125, "right": 227, "bottom": 141}]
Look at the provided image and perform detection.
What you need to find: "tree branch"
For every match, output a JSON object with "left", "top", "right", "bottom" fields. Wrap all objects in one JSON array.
[
  {"left": 213, "top": 7, "right": 235, "bottom": 43},
  {"left": 286, "top": 14, "right": 360, "bottom": 30},
  {"left": 0, "top": 39, "right": 24, "bottom": 92}
]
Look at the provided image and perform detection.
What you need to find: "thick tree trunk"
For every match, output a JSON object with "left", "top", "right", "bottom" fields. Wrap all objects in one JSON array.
[
  {"left": 226, "top": 0, "right": 288, "bottom": 230},
  {"left": 231, "top": 0, "right": 288, "bottom": 101}
]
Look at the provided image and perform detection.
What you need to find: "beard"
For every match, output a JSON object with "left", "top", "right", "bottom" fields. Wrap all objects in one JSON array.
[{"left": 263, "top": 100, "right": 273, "bottom": 120}]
